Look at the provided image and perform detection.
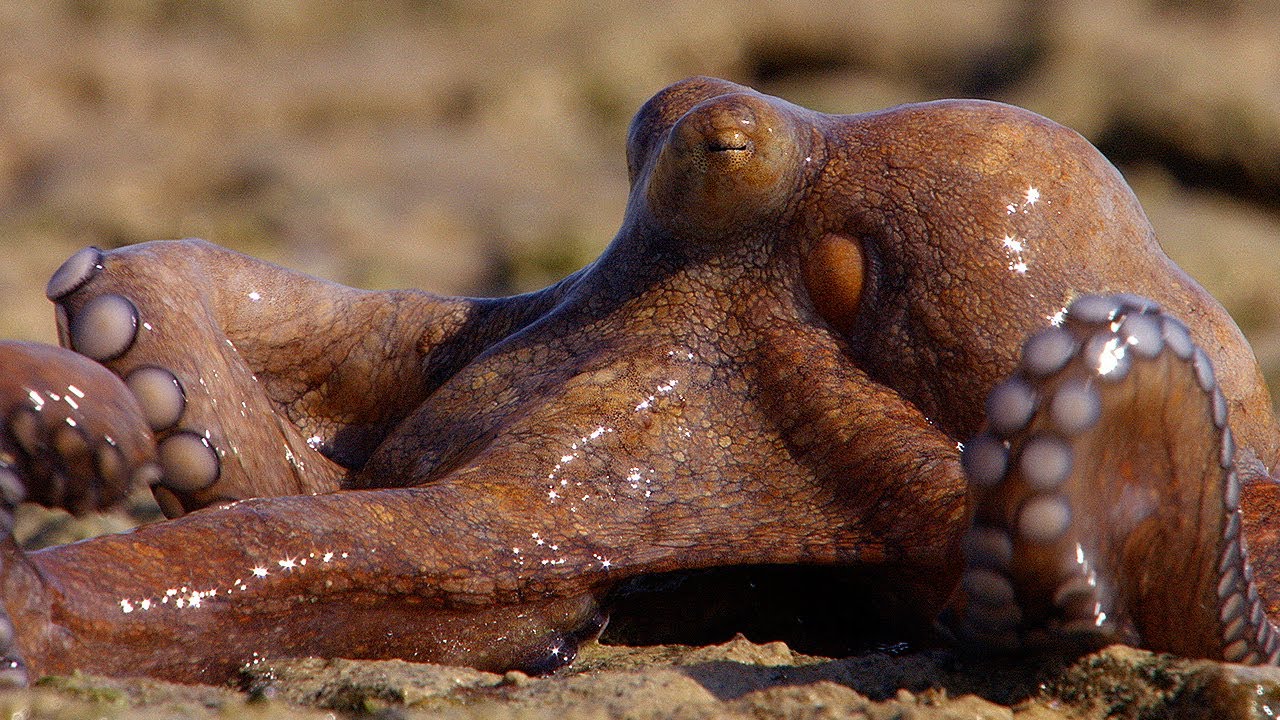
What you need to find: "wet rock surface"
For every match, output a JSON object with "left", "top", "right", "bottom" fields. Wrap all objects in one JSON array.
[{"left": 1, "top": 638, "right": 1279, "bottom": 719}]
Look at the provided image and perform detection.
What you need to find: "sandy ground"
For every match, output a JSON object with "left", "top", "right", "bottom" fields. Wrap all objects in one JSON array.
[
  {"left": 2, "top": 1, "right": 1280, "bottom": 717},
  {"left": 5, "top": 639, "right": 1280, "bottom": 719}
]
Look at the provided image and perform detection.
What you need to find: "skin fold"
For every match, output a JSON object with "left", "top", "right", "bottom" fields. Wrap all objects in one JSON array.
[{"left": 0, "top": 76, "right": 1277, "bottom": 685}]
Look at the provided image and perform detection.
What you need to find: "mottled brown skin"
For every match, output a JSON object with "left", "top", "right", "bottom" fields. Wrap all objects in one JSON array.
[{"left": 0, "top": 77, "right": 1277, "bottom": 684}]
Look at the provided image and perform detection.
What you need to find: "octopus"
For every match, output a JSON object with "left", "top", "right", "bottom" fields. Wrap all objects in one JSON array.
[{"left": 0, "top": 76, "right": 1278, "bottom": 687}]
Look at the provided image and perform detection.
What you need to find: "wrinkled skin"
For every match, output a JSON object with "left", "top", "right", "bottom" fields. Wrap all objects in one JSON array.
[{"left": 1, "top": 76, "right": 1279, "bottom": 685}]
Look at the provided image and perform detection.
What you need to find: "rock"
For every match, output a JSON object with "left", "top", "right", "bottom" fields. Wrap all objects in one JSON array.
[
  {"left": 5, "top": 640, "right": 1255, "bottom": 719},
  {"left": 241, "top": 656, "right": 505, "bottom": 711}
]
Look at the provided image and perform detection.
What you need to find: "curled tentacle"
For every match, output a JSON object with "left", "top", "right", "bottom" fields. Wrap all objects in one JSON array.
[
  {"left": 47, "top": 242, "right": 347, "bottom": 516},
  {"left": 0, "top": 341, "right": 157, "bottom": 518},
  {"left": 949, "top": 293, "right": 1280, "bottom": 664},
  {"left": 42, "top": 240, "right": 572, "bottom": 515},
  {"left": 0, "top": 336, "right": 159, "bottom": 688}
]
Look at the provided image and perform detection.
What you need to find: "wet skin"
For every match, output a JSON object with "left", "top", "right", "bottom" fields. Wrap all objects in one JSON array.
[{"left": 1, "top": 76, "right": 1279, "bottom": 685}]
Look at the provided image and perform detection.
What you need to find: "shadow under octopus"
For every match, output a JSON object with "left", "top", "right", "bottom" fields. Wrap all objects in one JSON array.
[{"left": 0, "top": 76, "right": 1278, "bottom": 685}]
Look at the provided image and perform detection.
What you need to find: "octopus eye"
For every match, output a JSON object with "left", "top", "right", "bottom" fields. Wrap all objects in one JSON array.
[
  {"left": 645, "top": 92, "right": 805, "bottom": 237},
  {"left": 705, "top": 128, "right": 750, "bottom": 153}
]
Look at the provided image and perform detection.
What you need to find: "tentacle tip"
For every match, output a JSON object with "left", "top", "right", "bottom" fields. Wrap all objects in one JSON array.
[
  {"left": 45, "top": 246, "right": 104, "bottom": 302},
  {"left": 515, "top": 634, "right": 580, "bottom": 676}
]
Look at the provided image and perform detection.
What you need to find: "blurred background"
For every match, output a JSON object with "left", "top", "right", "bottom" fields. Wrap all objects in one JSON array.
[{"left": 1, "top": 0, "right": 1279, "bottom": 381}]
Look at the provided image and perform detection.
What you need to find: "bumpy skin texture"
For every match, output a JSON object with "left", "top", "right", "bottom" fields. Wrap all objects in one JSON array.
[{"left": 1, "top": 77, "right": 1278, "bottom": 685}]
